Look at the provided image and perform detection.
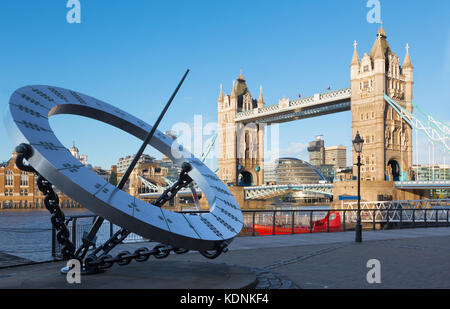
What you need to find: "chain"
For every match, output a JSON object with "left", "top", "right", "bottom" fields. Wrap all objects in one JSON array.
[
  {"left": 15, "top": 143, "right": 75, "bottom": 260},
  {"left": 84, "top": 243, "right": 192, "bottom": 270},
  {"left": 153, "top": 162, "right": 194, "bottom": 207}
]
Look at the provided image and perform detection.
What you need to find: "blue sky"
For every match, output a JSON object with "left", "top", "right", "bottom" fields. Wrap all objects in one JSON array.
[{"left": 0, "top": 0, "right": 449, "bottom": 169}]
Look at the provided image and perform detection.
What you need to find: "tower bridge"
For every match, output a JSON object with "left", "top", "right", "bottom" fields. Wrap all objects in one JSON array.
[{"left": 216, "top": 24, "right": 449, "bottom": 206}]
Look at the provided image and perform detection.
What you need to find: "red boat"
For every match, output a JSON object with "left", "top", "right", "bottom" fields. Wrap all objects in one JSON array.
[{"left": 253, "top": 211, "right": 341, "bottom": 236}]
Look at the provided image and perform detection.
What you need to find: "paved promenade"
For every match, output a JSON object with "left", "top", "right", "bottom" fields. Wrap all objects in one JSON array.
[
  {"left": 1, "top": 227, "right": 450, "bottom": 289},
  {"left": 113, "top": 227, "right": 450, "bottom": 289}
]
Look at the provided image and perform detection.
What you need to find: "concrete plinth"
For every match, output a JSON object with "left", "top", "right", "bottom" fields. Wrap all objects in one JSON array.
[{"left": 0, "top": 260, "right": 257, "bottom": 289}]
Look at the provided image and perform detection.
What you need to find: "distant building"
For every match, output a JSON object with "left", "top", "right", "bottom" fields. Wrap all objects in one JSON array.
[
  {"left": 69, "top": 143, "right": 88, "bottom": 166},
  {"left": 307, "top": 135, "right": 325, "bottom": 166},
  {"left": 129, "top": 162, "right": 168, "bottom": 197},
  {"left": 0, "top": 152, "right": 82, "bottom": 209},
  {"left": 117, "top": 154, "right": 155, "bottom": 174},
  {"left": 263, "top": 161, "right": 277, "bottom": 185},
  {"left": 276, "top": 158, "right": 325, "bottom": 184},
  {"left": 316, "top": 164, "right": 335, "bottom": 183},
  {"left": 325, "top": 145, "right": 347, "bottom": 169},
  {"left": 412, "top": 164, "right": 449, "bottom": 181}
]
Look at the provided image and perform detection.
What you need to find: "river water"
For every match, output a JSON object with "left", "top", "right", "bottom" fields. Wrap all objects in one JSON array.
[
  {"left": 0, "top": 204, "right": 331, "bottom": 263},
  {"left": 0, "top": 208, "right": 93, "bottom": 262}
]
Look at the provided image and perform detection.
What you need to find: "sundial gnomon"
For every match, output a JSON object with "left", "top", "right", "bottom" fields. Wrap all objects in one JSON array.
[{"left": 5, "top": 70, "right": 243, "bottom": 271}]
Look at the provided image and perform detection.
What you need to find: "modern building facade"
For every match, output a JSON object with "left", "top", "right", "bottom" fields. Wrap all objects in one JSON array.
[
  {"left": 307, "top": 135, "right": 325, "bottom": 166},
  {"left": 276, "top": 158, "right": 324, "bottom": 184},
  {"left": 325, "top": 145, "right": 347, "bottom": 169},
  {"left": 117, "top": 154, "right": 155, "bottom": 174}
]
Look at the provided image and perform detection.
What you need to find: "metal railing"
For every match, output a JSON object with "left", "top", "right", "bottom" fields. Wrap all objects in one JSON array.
[{"left": 52, "top": 207, "right": 450, "bottom": 258}]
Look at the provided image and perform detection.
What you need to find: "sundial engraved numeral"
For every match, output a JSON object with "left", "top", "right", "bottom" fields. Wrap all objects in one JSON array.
[
  {"left": 113, "top": 109, "right": 126, "bottom": 117},
  {"left": 48, "top": 87, "right": 69, "bottom": 103},
  {"left": 31, "top": 141, "right": 64, "bottom": 151},
  {"left": 31, "top": 88, "right": 55, "bottom": 103},
  {"left": 182, "top": 214, "right": 202, "bottom": 239},
  {"left": 16, "top": 93, "right": 51, "bottom": 110},
  {"left": 12, "top": 104, "right": 47, "bottom": 119},
  {"left": 69, "top": 91, "right": 88, "bottom": 105},
  {"left": 200, "top": 216, "right": 223, "bottom": 238},
  {"left": 215, "top": 206, "right": 242, "bottom": 224},
  {"left": 201, "top": 173, "right": 220, "bottom": 182},
  {"left": 216, "top": 197, "right": 239, "bottom": 211},
  {"left": 211, "top": 213, "right": 237, "bottom": 234},
  {"left": 59, "top": 163, "right": 84, "bottom": 173},
  {"left": 211, "top": 185, "right": 232, "bottom": 197},
  {"left": 128, "top": 202, "right": 140, "bottom": 212},
  {"left": 15, "top": 120, "right": 53, "bottom": 133},
  {"left": 93, "top": 182, "right": 110, "bottom": 195}
]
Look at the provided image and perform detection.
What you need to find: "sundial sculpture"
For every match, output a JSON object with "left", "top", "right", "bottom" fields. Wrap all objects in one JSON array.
[{"left": 4, "top": 70, "right": 243, "bottom": 271}]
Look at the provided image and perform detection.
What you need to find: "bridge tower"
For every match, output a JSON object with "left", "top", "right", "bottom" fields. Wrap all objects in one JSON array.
[
  {"left": 350, "top": 24, "right": 414, "bottom": 182},
  {"left": 217, "top": 72, "right": 264, "bottom": 186}
]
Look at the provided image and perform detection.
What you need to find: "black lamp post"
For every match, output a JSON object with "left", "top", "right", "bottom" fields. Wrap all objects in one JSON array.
[{"left": 353, "top": 131, "right": 364, "bottom": 243}]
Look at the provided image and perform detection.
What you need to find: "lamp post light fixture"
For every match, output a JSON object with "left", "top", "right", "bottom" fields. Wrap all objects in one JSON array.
[{"left": 353, "top": 131, "right": 364, "bottom": 243}]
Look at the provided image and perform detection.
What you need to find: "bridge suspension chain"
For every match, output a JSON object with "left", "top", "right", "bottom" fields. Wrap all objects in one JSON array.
[{"left": 384, "top": 94, "right": 449, "bottom": 154}]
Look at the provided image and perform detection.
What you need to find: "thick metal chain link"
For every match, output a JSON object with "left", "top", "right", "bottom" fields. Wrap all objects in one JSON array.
[
  {"left": 15, "top": 143, "right": 75, "bottom": 260},
  {"left": 84, "top": 244, "right": 191, "bottom": 270},
  {"left": 153, "top": 162, "right": 194, "bottom": 207}
]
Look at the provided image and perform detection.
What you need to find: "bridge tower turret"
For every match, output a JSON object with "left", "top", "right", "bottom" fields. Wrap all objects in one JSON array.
[
  {"left": 217, "top": 72, "right": 264, "bottom": 186},
  {"left": 350, "top": 23, "right": 413, "bottom": 183}
]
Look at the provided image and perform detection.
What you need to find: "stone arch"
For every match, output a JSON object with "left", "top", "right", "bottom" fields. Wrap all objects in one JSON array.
[
  {"left": 238, "top": 170, "right": 253, "bottom": 187},
  {"left": 387, "top": 159, "right": 401, "bottom": 181}
]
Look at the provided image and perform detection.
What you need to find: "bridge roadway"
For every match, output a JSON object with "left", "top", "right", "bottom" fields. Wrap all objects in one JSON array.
[
  {"left": 243, "top": 181, "right": 450, "bottom": 200},
  {"left": 235, "top": 88, "right": 351, "bottom": 124}
]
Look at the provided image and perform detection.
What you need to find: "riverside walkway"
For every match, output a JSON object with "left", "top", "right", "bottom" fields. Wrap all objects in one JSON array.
[{"left": 1, "top": 227, "right": 450, "bottom": 289}]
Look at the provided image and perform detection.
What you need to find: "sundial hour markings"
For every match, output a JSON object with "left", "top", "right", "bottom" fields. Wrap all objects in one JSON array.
[
  {"left": 200, "top": 216, "right": 223, "bottom": 238},
  {"left": 31, "top": 141, "right": 65, "bottom": 151},
  {"left": 47, "top": 87, "right": 69, "bottom": 103},
  {"left": 158, "top": 209, "right": 171, "bottom": 231},
  {"left": 31, "top": 88, "right": 55, "bottom": 104},
  {"left": 216, "top": 197, "right": 239, "bottom": 211},
  {"left": 93, "top": 182, "right": 110, "bottom": 196},
  {"left": 16, "top": 93, "right": 51, "bottom": 110},
  {"left": 69, "top": 91, "right": 88, "bottom": 105},
  {"left": 58, "top": 163, "right": 84, "bottom": 173},
  {"left": 211, "top": 213, "right": 238, "bottom": 234},
  {"left": 127, "top": 202, "right": 140, "bottom": 214},
  {"left": 215, "top": 206, "right": 242, "bottom": 224},
  {"left": 211, "top": 185, "right": 232, "bottom": 197},
  {"left": 14, "top": 120, "right": 53, "bottom": 133},
  {"left": 182, "top": 214, "right": 202, "bottom": 239},
  {"left": 10, "top": 103, "right": 48, "bottom": 119}
]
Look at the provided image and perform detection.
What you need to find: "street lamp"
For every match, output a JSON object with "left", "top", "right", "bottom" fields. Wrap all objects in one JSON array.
[{"left": 353, "top": 131, "right": 364, "bottom": 243}]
